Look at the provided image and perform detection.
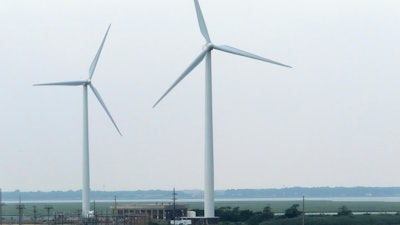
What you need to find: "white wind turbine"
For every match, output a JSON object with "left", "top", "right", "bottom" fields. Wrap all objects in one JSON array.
[
  {"left": 34, "top": 24, "right": 121, "bottom": 218},
  {"left": 153, "top": 0, "right": 291, "bottom": 218}
]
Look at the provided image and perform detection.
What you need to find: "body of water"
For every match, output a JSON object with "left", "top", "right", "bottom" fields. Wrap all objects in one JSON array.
[{"left": 4, "top": 196, "right": 400, "bottom": 204}]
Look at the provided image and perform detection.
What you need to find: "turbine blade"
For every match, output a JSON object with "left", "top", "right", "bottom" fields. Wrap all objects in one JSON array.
[
  {"left": 194, "top": 0, "right": 211, "bottom": 43},
  {"left": 89, "top": 24, "right": 111, "bottom": 79},
  {"left": 89, "top": 84, "right": 122, "bottom": 136},
  {"left": 153, "top": 48, "right": 208, "bottom": 108},
  {"left": 33, "top": 80, "right": 87, "bottom": 86},
  {"left": 214, "top": 45, "right": 292, "bottom": 68}
]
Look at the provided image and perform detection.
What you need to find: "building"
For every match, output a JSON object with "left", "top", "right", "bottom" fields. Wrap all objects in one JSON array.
[{"left": 111, "top": 203, "right": 188, "bottom": 223}]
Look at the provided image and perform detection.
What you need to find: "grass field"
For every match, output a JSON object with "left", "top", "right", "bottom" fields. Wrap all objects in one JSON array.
[{"left": 2, "top": 200, "right": 400, "bottom": 217}]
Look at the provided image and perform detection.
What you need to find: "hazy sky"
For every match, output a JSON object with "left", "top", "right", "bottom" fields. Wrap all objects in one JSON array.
[{"left": 1, "top": 0, "right": 400, "bottom": 192}]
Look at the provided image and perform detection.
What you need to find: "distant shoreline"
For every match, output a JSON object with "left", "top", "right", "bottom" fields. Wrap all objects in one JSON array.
[
  {"left": 4, "top": 196, "right": 400, "bottom": 204},
  {"left": 3, "top": 187, "right": 400, "bottom": 202}
]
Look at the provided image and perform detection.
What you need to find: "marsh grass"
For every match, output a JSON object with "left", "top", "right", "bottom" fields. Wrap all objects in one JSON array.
[{"left": 1, "top": 200, "right": 399, "bottom": 216}]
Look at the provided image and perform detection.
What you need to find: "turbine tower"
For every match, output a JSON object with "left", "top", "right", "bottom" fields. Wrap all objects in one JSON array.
[
  {"left": 34, "top": 24, "right": 121, "bottom": 218},
  {"left": 153, "top": 0, "right": 291, "bottom": 218}
]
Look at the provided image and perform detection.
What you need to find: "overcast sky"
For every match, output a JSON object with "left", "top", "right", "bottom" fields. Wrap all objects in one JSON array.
[{"left": 1, "top": 0, "right": 400, "bottom": 192}]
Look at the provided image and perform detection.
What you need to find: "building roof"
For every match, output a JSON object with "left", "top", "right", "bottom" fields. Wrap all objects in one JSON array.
[{"left": 111, "top": 204, "right": 188, "bottom": 210}]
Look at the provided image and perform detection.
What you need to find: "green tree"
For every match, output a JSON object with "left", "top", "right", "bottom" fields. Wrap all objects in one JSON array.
[
  {"left": 215, "top": 206, "right": 239, "bottom": 222},
  {"left": 239, "top": 209, "right": 254, "bottom": 221},
  {"left": 247, "top": 213, "right": 262, "bottom": 225},
  {"left": 247, "top": 206, "right": 274, "bottom": 225},
  {"left": 261, "top": 206, "right": 274, "bottom": 220},
  {"left": 337, "top": 205, "right": 352, "bottom": 216},
  {"left": 284, "top": 204, "right": 301, "bottom": 218}
]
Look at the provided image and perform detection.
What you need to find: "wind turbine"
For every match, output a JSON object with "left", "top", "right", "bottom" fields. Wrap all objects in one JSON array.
[
  {"left": 153, "top": 0, "right": 291, "bottom": 218},
  {"left": 34, "top": 24, "right": 121, "bottom": 218}
]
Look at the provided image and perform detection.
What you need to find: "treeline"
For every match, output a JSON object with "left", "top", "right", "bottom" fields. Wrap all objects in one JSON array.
[
  {"left": 190, "top": 205, "right": 400, "bottom": 225},
  {"left": 192, "top": 204, "right": 302, "bottom": 225},
  {"left": 3, "top": 187, "right": 400, "bottom": 201},
  {"left": 261, "top": 215, "right": 400, "bottom": 225}
]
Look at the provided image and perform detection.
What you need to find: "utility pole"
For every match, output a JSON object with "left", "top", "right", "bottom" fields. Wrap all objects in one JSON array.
[
  {"left": 45, "top": 205, "right": 53, "bottom": 225},
  {"left": 33, "top": 205, "right": 37, "bottom": 225},
  {"left": 93, "top": 200, "right": 96, "bottom": 225},
  {"left": 16, "top": 197, "right": 25, "bottom": 225},
  {"left": 0, "top": 188, "right": 3, "bottom": 225},
  {"left": 172, "top": 188, "right": 177, "bottom": 225},
  {"left": 114, "top": 196, "right": 117, "bottom": 225},
  {"left": 302, "top": 196, "right": 305, "bottom": 225}
]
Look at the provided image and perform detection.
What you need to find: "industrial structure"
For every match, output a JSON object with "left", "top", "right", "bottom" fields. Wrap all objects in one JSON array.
[{"left": 111, "top": 203, "right": 188, "bottom": 222}]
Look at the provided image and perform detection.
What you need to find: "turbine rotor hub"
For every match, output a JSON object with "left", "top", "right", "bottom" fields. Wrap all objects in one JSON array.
[{"left": 202, "top": 43, "right": 213, "bottom": 51}]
